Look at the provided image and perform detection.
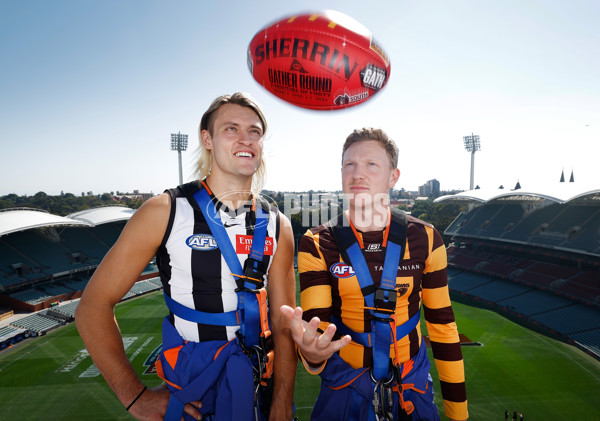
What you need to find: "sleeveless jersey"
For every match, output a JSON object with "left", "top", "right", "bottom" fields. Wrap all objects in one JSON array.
[{"left": 156, "top": 181, "right": 280, "bottom": 343}]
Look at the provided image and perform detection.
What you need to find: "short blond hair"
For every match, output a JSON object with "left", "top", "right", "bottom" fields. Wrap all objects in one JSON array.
[{"left": 342, "top": 127, "right": 399, "bottom": 169}]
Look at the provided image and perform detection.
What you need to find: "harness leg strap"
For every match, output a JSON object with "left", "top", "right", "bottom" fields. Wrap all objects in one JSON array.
[{"left": 165, "top": 395, "right": 186, "bottom": 421}]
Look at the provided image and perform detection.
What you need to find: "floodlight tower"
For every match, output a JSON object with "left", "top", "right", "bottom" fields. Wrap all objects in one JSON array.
[
  {"left": 170, "top": 132, "right": 188, "bottom": 185},
  {"left": 463, "top": 133, "right": 481, "bottom": 190}
]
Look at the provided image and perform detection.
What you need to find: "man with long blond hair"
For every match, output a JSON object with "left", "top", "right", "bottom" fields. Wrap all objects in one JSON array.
[{"left": 77, "top": 92, "right": 297, "bottom": 420}]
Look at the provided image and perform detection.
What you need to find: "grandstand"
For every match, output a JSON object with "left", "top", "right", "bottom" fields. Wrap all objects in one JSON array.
[
  {"left": 437, "top": 180, "right": 600, "bottom": 359},
  {"left": 0, "top": 206, "right": 160, "bottom": 349},
  {"left": 0, "top": 276, "right": 162, "bottom": 349}
]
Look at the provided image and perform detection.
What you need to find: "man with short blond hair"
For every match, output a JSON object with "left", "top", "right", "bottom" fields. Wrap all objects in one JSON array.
[{"left": 282, "top": 127, "right": 468, "bottom": 420}]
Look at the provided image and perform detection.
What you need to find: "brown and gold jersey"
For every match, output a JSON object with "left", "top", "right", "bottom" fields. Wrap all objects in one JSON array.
[{"left": 298, "top": 214, "right": 468, "bottom": 420}]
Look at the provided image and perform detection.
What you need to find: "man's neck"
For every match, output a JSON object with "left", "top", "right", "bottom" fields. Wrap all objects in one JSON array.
[
  {"left": 204, "top": 174, "right": 253, "bottom": 210},
  {"left": 348, "top": 205, "right": 390, "bottom": 232}
]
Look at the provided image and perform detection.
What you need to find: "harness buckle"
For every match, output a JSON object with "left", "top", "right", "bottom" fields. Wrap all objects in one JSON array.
[
  {"left": 374, "top": 287, "right": 397, "bottom": 312},
  {"left": 260, "top": 329, "right": 274, "bottom": 354},
  {"left": 237, "top": 258, "right": 266, "bottom": 291},
  {"left": 236, "top": 329, "right": 275, "bottom": 388},
  {"left": 369, "top": 365, "right": 396, "bottom": 387}
]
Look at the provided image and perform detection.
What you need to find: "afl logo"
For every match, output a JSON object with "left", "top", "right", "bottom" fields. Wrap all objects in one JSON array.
[
  {"left": 330, "top": 262, "right": 355, "bottom": 279},
  {"left": 186, "top": 234, "right": 218, "bottom": 251}
]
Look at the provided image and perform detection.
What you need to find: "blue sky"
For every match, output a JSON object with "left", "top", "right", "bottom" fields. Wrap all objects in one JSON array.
[{"left": 1, "top": 0, "right": 598, "bottom": 196}]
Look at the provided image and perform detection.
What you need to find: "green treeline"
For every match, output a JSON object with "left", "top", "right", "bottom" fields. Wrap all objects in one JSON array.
[
  {"left": 1, "top": 191, "right": 466, "bottom": 245},
  {"left": 0, "top": 191, "right": 144, "bottom": 216}
]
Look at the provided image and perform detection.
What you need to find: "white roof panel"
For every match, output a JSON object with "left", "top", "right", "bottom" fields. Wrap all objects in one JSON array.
[
  {"left": 0, "top": 208, "right": 90, "bottom": 237},
  {"left": 68, "top": 206, "right": 135, "bottom": 226},
  {"left": 435, "top": 182, "right": 600, "bottom": 204}
]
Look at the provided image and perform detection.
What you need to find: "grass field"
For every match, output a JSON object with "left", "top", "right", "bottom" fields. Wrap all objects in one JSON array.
[{"left": 1, "top": 291, "right": 599, "bottom": 420}]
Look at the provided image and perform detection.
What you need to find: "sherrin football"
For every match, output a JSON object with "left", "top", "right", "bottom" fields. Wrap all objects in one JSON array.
[{"left": 247, "top": 10, "right": 391, "bottom": 110}]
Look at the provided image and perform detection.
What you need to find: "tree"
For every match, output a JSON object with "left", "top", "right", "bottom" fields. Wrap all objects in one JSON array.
[
  {"left": 411, "top": 199, "right": 433, "bottom": 221},
  {"left": 407, "top": 199, "right": 467, "bottom": 244},
  {"left": 0, "top": 199, "right": 13, "bottom": 210}
]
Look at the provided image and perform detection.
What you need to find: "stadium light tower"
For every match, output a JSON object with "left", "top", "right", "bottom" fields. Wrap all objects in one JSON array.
[
  {"left": 463, "top": 133, "right": 481, "bottom": 190},
  {"left": 170, "top": 132, "right": 188, "bottom": 185}
]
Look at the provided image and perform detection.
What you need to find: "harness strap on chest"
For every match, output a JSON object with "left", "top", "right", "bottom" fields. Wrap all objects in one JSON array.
[
  {"left": 163, "top": 292, "right": 239, "bottom": 325},
  {"left": 330, "top": 309, "right": 420, "bottom": 350},
  {"left": 192, "top": 183, "right": 269, "bottom": 347},
  {"left": 330, "top": 209, "right": 407, "bottom": 381},
  {"left": 160, "top": 184, "right": 273, "bottom": 420}
]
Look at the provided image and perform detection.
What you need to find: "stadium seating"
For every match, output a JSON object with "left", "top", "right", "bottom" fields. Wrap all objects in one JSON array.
[
  {"left": 468, "top": 279, "right": 532, "bottom": 302},
  {"left": 6, "top": 230, "right": 74, "bottom": 272},
  {"left": 127, "top": 280, "right": 160, "bottom": 296},
  {"left": 10, "top": 288, "right": 54, "bottom": 305},
  {"left": 548, "top": 204, "right": 597, "bottom": 233},
  {"left": 52, "top": 301, "right": 80, "bottom": 318},
  {"left": 58, "top": 227, "right": 108, "bottom": 263},
  {"left": 507, "top": 203, "right": 562, "bottom": 242},
  {"left": 62, "top": 277, "right": 90, "bottom": 292},
  {"left": 444, "top": 194, "right": 600, "bottom": 360},
  {"left": 90, "top": 223, "right": 125, "bottom": 247},
  {"left": 566, "top": 210, "right": 600, "bottom": 253},
  {"left": 481, "top": 203, "right": 526, "bottom": 238},
  {"left": 448, "top": 246, "right": 599, "bottom": 304},
  {"left": 0, "top": 325, "right": 18, "bottom": 338},
  {"left": 570, "top": 329, "right": 600, "bottom": 356},
  {"left": 10, "top": 313, "right": 62, "bottom": 334},
  {"left": 531, "top": 304, "right": 600, "bottom": 335},
  {"left": 448, "top": 270, "right": 492, "bottom": 292},
  {"left": 449, "top": 202, "right": 600, "bottom": 255},
  {"left": 148, "top": 277, "right": 163, "bottom": 288},
  {"left": 39, "top": 282, "right": 74, "bottom": 296},
  {"left": 499, "top": 289, "right": 574, "bottom": 316},
  {"left": 0, "top": 273, "right": 28, "bottom": 289}
]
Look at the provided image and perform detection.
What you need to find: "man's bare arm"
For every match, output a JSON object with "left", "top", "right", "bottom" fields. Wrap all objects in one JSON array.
[
  {"left": 266, "top": 214, "right": 297, "bottom": 421},
  {"left": 75, "top": 194, "right": 201, "bottom": 420}
]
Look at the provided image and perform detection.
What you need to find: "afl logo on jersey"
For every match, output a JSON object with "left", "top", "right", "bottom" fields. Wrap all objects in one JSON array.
[
  {"left": 186, "top": 234, "right": 218, "bottom": 251},
  {"left": 330, "top": 262, "right": 355, "bottom": 278}
]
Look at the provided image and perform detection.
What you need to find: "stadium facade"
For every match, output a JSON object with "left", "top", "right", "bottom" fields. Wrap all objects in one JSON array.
[
  {"left": 0, "top": 206, "right": 160, "bottom": 349},
  {"left": 435, "top": 180, "right": 600, "bottom": 359},
  {"left": 1, "top": 182, "right": 599, "bottom": 359}
]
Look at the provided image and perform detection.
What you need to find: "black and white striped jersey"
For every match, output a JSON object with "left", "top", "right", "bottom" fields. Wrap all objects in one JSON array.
[{"left": 156, "top": 181, "right": 280, "bottom": 343}]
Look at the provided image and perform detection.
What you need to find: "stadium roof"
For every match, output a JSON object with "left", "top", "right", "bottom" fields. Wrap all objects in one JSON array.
[
  {"left": 0, "top": 206, "right": 135, "bottom": 237},
  {"left": 0, "top": 208, "right": 90, "bottom": 237},
  {"left": 434, "top": 181, "right": 600, "bottom": 204},
  {"left": 68, "top": 206, "right": 135, "bottom": 226}
]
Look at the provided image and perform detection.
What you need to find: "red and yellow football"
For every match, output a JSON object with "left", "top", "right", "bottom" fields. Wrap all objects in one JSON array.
[{"left": 247, "top": 10, "right": 391, "bottom": 110}]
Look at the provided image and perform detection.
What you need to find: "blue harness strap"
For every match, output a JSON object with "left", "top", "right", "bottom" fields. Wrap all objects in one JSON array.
[
  {"left": 311, "top": 337, "right": 437, "bottom": 421},
  {"left": 329, "top": 210, "right": 409, "bottom": 421},
  {"left": 330, "top": 309, "right": 421, "bottom": 350},
  {"left": 158, "top": 317, "right": 258, "bottom": 420},
  {"left": 163, "top": 292, "right": 239, "bottom": 325},
  {"left": 193, "top": 185, "right": 268, "bottom": 347},
  {"left": 159, "top": 183, "right": 272, "bottom": 420},
  {"left": 331, "top": 210, "right": 407, "bottom": 381}
]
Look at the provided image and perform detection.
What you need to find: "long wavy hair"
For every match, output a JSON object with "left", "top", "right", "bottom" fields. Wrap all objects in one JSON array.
[{"left": 194, "top": 92, "right": 267, "bottom": 193}]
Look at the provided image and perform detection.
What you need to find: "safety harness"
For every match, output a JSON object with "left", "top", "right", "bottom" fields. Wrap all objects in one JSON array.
[
  {"left": 157, "top": 182, "right": 274, "bottom": 420},
  {"left": 328, "top": 208, "right": 420, "bottom": 421}
]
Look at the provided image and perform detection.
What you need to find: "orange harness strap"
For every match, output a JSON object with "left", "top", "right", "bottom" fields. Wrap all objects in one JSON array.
[
  {"left": 389, "top": 315, "right": 427, "bottom": 415},
  {"left": 155, "top": 358, "right": 182, "bottom": 391},
  {"left": 256, "top": 287, "right": 274, "bottom": 385}
]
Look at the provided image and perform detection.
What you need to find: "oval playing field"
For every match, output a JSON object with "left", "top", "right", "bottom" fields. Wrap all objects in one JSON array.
[{"left": 1, "top": 290, "right": 599, "bottom": 420}]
